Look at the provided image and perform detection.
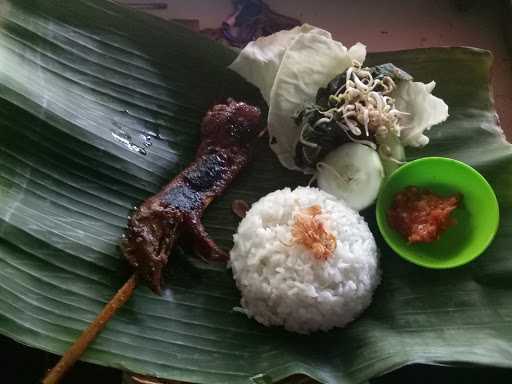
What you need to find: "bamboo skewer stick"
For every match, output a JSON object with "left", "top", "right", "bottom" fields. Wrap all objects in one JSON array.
[{"left": 42, "top": 274, "right": 139, "bottom": 384}]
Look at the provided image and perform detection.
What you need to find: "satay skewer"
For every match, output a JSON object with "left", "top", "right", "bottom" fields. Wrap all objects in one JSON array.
[{"left": 42, "top": 100, "right": 263, "bottom": 383}]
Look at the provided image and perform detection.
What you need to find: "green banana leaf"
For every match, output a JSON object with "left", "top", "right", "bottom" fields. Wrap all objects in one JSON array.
[{"left": 0, "top": 1, "right": 511, "bottom": 383}]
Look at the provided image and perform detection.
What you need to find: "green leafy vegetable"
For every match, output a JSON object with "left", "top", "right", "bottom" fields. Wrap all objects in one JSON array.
[
  {"left": 294, "top": 63, "right": 412, "bottom": 171},
  {"left": 294, "top": 62, "right": 448, "bottom": 173},
  {"left": 0, "top": 1, "right": 511, "bottom": 384}
]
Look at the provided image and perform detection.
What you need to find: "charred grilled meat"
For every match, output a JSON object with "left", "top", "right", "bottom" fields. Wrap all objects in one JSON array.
[{"left": 121, "top": 100, "right": 262, "bottom": 293}]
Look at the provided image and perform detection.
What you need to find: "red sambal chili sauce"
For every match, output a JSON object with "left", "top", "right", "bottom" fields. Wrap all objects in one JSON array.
[{"left": 387, "top": 186, "right": 462, "bottom": 244}]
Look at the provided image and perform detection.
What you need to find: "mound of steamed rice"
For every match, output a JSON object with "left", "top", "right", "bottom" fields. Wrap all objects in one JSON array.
[{"left": 229, "top": 186, "right": 380, "bottom": 334}]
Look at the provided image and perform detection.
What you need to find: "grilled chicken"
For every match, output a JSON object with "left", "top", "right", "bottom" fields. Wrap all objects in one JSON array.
[{"left": 121, "top": 100, "right": 262, "bottom": 293}]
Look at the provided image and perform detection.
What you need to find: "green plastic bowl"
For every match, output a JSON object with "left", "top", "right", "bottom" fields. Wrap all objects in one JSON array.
[{"left": 376, "top": 157, "right": 499, "bottom": 268}]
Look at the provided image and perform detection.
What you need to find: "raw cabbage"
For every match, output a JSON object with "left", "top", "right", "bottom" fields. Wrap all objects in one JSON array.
[
  {"left": 229, "top": 24, "right": 332, "bottom": 104},
  {"left": 393, "top": 80, "right": 449, "bottom": 147}
]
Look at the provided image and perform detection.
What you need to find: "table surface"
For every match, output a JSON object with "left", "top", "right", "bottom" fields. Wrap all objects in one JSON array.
[{"left": 4, "top": 1, "right": 512, "bottom": 383}]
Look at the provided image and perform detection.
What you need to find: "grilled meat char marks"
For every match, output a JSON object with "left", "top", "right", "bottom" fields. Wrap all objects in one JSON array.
[{"left": 121, "top": 100, "right": 262, "bottom": 294}]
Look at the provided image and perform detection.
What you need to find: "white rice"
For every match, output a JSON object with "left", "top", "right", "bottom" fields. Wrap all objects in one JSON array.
[{"left": 229, "top": 186, "right": 380, "bottom": 334}]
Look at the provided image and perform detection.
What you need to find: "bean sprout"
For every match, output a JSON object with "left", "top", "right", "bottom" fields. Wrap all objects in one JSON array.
[
  {"left": 296, "top": 62, "right": 411, "bottom": 168},
  {"left": 311, "top": 61, "right": 409, "bottom": 142}
]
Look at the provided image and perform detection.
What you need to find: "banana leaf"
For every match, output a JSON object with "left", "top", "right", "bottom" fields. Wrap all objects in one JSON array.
[{"left": 0, "top": 1, "right": 511, "bottom": 383}]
